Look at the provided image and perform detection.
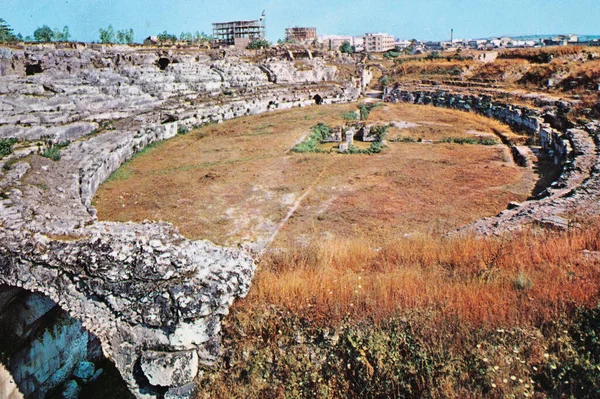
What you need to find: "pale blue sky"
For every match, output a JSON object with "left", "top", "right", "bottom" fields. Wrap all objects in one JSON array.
[{"left": 1, "top": 0, "right": 598, "bottom": 43}]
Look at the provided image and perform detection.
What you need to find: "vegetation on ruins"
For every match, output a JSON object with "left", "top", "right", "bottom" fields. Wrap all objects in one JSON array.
[
  {"left": 41, "top": 141, "right": 70, "bottom": 161},
  {"left": 357, "top": 102, "right": 382, "bottom": 120},
  {"left": 0, "top": 138, "right": 17, "bottom": 158},
  {"left": 291, "top": 123, "right": 331, "bottom": 153}
]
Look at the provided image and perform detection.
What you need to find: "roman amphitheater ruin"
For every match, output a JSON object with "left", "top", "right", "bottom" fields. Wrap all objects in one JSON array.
[{"left": 0, "top": 43, "right": 599, "bottom": 398}]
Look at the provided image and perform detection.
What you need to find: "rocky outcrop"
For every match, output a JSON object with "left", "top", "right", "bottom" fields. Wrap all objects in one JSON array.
[
  {"left": 386, "top": 86, "right": 600, "bottom": 234},
  {"left": 0, "top": 44, "right": 360, "bottom": 398}
]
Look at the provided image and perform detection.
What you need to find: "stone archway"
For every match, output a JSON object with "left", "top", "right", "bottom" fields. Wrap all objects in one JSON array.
[
  {"left": 358, "top": 63, "right": 388, "bottom": 95},
  {"left": 0, "top": 285, "right": 131, "bottom": 399}
]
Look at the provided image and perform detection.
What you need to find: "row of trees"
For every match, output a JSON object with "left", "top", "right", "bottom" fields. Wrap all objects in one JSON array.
[
  {"left": 152, "top": 31, "right": 212, "bottom": 44},
  {"left": 98, "top": 25, "right": 134, "bottom": 44},
  {"left": 32, "top": 25, "right": 70, "bottom": 42},
  {"left": 1, "top": 18, "right": 71, "bottom": 43},
  {"left": 0, "top": 18, "right": 21, "bottom": 42}
]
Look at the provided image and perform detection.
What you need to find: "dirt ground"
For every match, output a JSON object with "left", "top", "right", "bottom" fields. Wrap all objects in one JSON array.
[{"left": 94, "top": 102, "right": 535, "bottom": 249}]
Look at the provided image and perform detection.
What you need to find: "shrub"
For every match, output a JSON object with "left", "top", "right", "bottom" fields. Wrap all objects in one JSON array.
[
  {"left": 342, "top": 111, "right": 358, "bottom": 121},
  {"left": 0, "top": 138, "right": 17, "bottom": 158},
  {"left": 177, "top": 125, "right": 190, "bottom": 135},
  {"left": 369, "top": 125, "right": 389, "bottom": 141},
  {"left": 383, "top": 50, "right": 400, "bottom": 59}
]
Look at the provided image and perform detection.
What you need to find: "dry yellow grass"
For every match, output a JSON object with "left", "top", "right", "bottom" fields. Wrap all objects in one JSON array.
[
  {"left": 244, "top": 222, "right": 600, "bottom": 327},
  {"left": 94, "top": 102, "right": 533, "bottom": 248}
]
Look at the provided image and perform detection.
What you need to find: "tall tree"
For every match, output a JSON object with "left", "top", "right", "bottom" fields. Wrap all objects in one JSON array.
[
  {"left": 339, "top": 41, "right": 355, "bottom": 54},
  {"left": 116, "top": 29, "right": 134, "bottom": 44},
  {"left": 0, "top": 18, "right": 17, "bottom": 42},
  {"left": 33, "top": 25, "right": 54, "bottom": 42},
  {"left": 99, "top": 25, "right": 116, "bottom": 44},
  {"left": 51, "top": 26, "right": 70, "bottom": 42}
]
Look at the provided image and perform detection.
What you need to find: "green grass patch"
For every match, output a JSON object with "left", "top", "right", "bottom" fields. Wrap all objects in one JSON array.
[
  {"left": 292, "top": 123, "right": 333, "bottom": 153},
  {"left": 439, "top": 137, "right": 500, "bottom": 145},
  {"left": 358, "top": 103, "right": 384, "bottom": 121},
  {"left": 343, "top": 111, "right": 358, "bottom": 121},
  {"left": 41, "top": 141, "right": 70, "bottom": 161},
  {"left": 389, "top": 136, "right": 417, "bottom": 143}
]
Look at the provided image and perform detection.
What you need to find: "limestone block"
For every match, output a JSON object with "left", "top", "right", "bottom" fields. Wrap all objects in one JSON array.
[
  {"left": 164, "top": 383, "right": 198, "bottom": 399},
  {"left": 140, "top": 350, "right": 199, "bottom": 387}
]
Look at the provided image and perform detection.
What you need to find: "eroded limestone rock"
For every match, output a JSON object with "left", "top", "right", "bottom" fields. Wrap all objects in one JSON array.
[{"left": 0, "top": 44, "right": 360, "bottom": 398}]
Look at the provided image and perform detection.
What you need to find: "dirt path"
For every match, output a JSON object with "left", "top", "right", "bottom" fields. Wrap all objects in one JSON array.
[{"left": 261, "top": 158, "right": 336, "bottom": 253}]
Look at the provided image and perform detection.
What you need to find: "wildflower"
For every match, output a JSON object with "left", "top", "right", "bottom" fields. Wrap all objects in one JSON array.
[
  {"left": 491, "top": 383, "right": 497, "bottom": 388},
  {"left": 510, "top": 375, "right": 516, "bottom": 381}
]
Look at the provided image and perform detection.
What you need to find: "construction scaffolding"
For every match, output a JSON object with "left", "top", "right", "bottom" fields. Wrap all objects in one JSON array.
[
  {"left": 285, "top": 27, "right": 317, "bottom": 45},
  {"left": 212, "top": 19, "right": 265, "bottom": 46}
]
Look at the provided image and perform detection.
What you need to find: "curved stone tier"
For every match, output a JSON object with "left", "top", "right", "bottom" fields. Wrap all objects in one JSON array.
[
  {"left": 385, "top": 86, "right": 600, "bottom": 234},
  {"left": 0, "top": 45, "right": 360, "bottom": 398}
]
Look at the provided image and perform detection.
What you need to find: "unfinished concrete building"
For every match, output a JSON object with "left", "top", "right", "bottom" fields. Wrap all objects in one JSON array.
[
  {"left": 212, "top": 19, "right": 265, "bottom": 47},
  {"left": 285, "top": 27, "right": 317, "bottom": 45},
  {"left": 363, "top": 33, "right": 395, "bottom": 52}
]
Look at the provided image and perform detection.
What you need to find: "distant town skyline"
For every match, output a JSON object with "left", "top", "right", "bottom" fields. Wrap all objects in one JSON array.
[{"left": 2, "top": 0, "right": 598, "bottom": 43}]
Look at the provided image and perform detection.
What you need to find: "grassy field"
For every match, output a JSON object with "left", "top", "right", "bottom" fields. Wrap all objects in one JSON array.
[
  {"left": 95, "top": 102, "right": 533, "bottom": 248},
  {"left": 93, "top": 101, "right": 600, "bottom": 398}
]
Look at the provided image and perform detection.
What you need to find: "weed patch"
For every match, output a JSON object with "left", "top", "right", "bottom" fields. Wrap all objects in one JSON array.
[{"left": 0, "top": 138, "right": 17, "bottom": 158}]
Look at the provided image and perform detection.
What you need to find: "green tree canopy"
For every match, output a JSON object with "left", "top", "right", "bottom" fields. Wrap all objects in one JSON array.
[
  {"left": 33, "top": 25, "right": 54, "bottom": 42},
  {"left": 157, "top": 31, "right": 177, "bottom": 43},
  {"left": 339, "top": 41, "right": 355, "bottom": 54},
  {"left": 116, "top": 29, "right": 134, "bottom": 44},
  {"left": 0, "top": 18, "right": 18, "bottom": 42},
  {"left": 53, "top": 26, "right": 70, "bottom": 42},
  {"left": 248, "top": 39, "right": 270, "bottom": 49},
  {"left": 99, "top": 25, "right": 116, "bottom": 44}
]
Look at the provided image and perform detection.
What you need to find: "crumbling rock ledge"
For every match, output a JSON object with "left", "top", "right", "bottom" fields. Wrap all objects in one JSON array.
[
  {"left": 385, "top": 86, "right": 600, "bottom": 234},
  {"left": 0, "top": 44, "right": 360, "bottom": 398}
]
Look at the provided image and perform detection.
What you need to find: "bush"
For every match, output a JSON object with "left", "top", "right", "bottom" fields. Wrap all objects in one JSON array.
[
  {"left": 339, "top": 41, "right": 355, "bottom": 54},
  {"left": 379, "top": 76, "right": 390, "bottom": 87},
  {"left": 177, "top": 125, "right": 190, "bottom": 135},
  {"left": 369, "top": 125, "right": 389, "bottom": 141},
  {"left": 383, "top": 50, "right": 400, "bottom": 59},
  {"left": 248, "top": 39, "right": 271, "bottom": 49},
  {"left": 0, "top": 138, "right": 17, "bottom": 158},
  {"left": 343, "top": 111, "right": 358, "bottom": 121}
]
